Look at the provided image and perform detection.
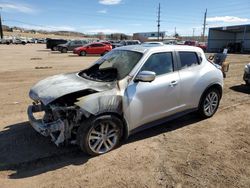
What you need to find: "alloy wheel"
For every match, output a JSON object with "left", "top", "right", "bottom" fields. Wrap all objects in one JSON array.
[
  {"left": 88, "top": 120, "right": 119, "bottom": 154},
  {"left": 203, "top": 91, "right": 219, "bottom": 116}
]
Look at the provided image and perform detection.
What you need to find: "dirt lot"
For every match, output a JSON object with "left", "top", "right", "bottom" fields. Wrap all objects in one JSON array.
[{"left": 0, "top": 44, "right": 249, "bottom": 188}]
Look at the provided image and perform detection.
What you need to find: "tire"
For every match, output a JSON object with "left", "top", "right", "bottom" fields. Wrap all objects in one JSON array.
[
  {"left": 245, "top": 80, "right": 250, "bottom": 86},
  {"left": 79, "top": 51, "right": 86, "bottom": 56},
  {"left": 61, "top": 48, "right": 67, "bottom": 53},
  {"left": 77, "top": 115, "right": 123, "bottom": 156},
  {"left": 51, "top": 46, "right": 58, "bottom": 51},
  {"left": 198, "top": 88, "right": 221, "bottom": 118}
]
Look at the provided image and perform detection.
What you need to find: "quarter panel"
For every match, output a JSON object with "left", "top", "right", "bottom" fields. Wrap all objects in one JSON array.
[{"left": 178, "top": 60, "right": 223, "bottom": 109}]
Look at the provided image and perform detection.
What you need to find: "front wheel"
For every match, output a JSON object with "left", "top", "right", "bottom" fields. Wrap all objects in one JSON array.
[
  {"left": 79, "top": 51, "right": 86, "bottom": 56},
  {"left": 199, "top": 88, "right": 221, "bottom": 118},
  {"left": 77, "top": 115, "right": 123, "bottom": 156}
]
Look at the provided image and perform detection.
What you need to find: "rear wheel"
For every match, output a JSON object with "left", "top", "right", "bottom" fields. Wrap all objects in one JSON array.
[
  {"left": 77, "top": 115, "right": 123, "bottom": 156},
  {"left": 199, "top": 88, "right": 221, "bottom": 118},
  {"left": 101, "top": 51, "right": 109, "bottom": 56},
  {"left": 52, "top": 46, "right": 58, "bottom": 51},
  {"left": 61, "top": 48, "right": 67, "bottom": 53}
]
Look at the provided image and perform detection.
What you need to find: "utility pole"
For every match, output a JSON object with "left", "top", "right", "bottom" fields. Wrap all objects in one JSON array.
[
  {"left": 192, "top": 28, "right": 195, "bottom": 39},
  {"left": 202, "top": 8, "right": 207, "bottom": 42},
  {"left": 157, "top": 3, "right": 161, "bottom": 41},
  {"left": 174, "top": 27, "right": 176, "bottom": 36},
  {"left": 0, "top": 7, "right": 3, "bottom": 39}
]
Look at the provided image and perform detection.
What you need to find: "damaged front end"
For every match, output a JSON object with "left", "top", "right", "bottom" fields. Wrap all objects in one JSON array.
[
  {"left": 27, "top": 71, "right": 123, "bottom": 146},
  {"left": 27, "top": 101, "right": 84, "bottom": 146}
]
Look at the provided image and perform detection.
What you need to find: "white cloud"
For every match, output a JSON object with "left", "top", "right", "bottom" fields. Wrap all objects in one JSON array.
[
  {"left": 99, "top": 0, "right": 122, "bottom": 5},
  {"left": 21, "top": 25, "right": 76, "bottom": 31},
  {"left": 207, "top": 16, "right": 250, "bottom": 23},
  {"left": 0, "top": 2, "right": 34, "bottom": 13},
  {"left": 97, "top": 9, "right": 107, "bottom": 14}
]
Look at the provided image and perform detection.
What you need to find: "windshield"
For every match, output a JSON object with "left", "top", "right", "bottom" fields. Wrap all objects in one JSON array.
[
  {"left": 64, "top": 41, "right": 71, "bottom": 45},
  {"left": 79, "top": 50, "right": 143, "bottom": 82}
]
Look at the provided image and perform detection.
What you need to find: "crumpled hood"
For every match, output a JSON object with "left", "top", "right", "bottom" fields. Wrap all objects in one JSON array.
[{"left": 29, "top": 72, "right": 115, "bottom": 105}]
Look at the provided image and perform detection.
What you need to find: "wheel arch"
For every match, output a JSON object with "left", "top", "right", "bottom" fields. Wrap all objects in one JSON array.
[
  {"left": 94, "top": 111, "right": 129, "bottom": 141},
  {"left": 75, "top": 93, "right": 129, "bottom": 141},
  {"left": 199, "top": 83, "right": 223, "bottom": 107}
]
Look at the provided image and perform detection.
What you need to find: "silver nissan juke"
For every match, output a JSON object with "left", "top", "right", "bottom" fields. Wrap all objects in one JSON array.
[{"left": 28, "top": 44, "right": 223, "bottom": 156}]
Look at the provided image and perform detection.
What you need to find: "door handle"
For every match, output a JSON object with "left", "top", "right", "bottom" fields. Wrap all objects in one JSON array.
[{"left": 169, "top": 81, "right": 178, "bottom": 87}]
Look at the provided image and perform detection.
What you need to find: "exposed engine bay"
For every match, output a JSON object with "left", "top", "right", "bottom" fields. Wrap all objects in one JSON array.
[{"left": 79, "top": 65, "right": 118, "bottom": 82}]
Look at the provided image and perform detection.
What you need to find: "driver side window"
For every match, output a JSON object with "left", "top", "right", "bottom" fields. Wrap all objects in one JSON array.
[{"left": 141, "top": 52, "right": 173, "bottom": 76}]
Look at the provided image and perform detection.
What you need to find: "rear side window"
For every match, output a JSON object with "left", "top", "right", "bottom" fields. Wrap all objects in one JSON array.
[
  {"left": 75, "top": 41, "right": 82, "bottom": 44},
  {"left": 91, "top": 44, "right": 98, "bottom": 47},
  {"left": 97, "top": 44, "right": 104, "bottom": 47},
  {"left": 141, "top": 52, "right": 174, "bottom": 76},
  {"left": 179, "top": 52, "right": 199, "bottom": 69}
]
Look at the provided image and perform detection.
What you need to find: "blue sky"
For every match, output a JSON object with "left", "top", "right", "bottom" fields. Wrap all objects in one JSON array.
[{"left": 0, "top": 0, "right": 249, "bottom": 36}]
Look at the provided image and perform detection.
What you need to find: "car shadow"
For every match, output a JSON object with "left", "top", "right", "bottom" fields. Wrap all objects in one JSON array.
[
  {"left": 0, "top": 122, "right": 90, "bottom": 179},
  {"left": 36, "top": 50, "right": 51, "bottom": 52},
  {"left": 0, "top": 113, "right": 202, "bottom": 179},
  {"left": 126, "top": 112, "right": 202, "bottom": 144},
  {"left": 68, "top": 54, "right": 79, "bottom": 57},
  {"left": 230, "top": 84, "right": 250, "bottom": 94},
  {"left": 50, "top": 51, "right": 61, "bottom": 54}
]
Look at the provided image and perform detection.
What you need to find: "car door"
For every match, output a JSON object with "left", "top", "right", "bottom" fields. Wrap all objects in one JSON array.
[
  {"left": 69, "top": 41, "right": 79, "bottom": 50},
  {"left": 75, "top": 41, "right": 83, "bottom": 48},
  {"left": 95, "top": 44, "right": 105, "bottom": 54},
  {"left": 86, "top": 44, "right": 96, "bottom": 54},
  {"left": 124, "top": 52, "right": 182, "bottom": 130},
  {"left": 176, "top": 51, "right": 203, "bottom": 109}
]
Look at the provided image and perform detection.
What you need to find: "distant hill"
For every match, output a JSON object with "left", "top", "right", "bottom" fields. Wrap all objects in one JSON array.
[
  {"left": 2, "top": 25, "right": 132, "bottom": 40},
  {"left": 2, "top": 25, "right": 86, "bottom": 37}
]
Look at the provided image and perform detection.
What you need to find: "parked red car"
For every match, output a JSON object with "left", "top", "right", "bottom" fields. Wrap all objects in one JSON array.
[
  {"left": 184, "top": 40, "right": 207, "bottom": 51},
  {"left": 197, "top": 42, "right": 207, "bottom": 52},
  {"left": 184, "top": 40, "right": 199, "bottom": 46},
  {"left": 73, "top": 42, "right": 112, "bottom": 56}
]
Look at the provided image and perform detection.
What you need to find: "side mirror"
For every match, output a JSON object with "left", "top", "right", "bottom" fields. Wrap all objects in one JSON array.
[{"left": 135, "top": 71, "right": 156, "bottom": 82}]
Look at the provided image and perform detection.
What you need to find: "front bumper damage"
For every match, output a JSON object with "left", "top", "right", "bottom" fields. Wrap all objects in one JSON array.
[{"left": 27, "top": 104, "right": 66, "bottom": 146}]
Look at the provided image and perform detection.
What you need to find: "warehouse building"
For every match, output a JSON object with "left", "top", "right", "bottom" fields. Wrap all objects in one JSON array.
[
  {"left": 207, "top": 24, "right": 250, "bottom": 53},
  {"left": 133, "top": 31, "right": 166, "bottom": 42}
]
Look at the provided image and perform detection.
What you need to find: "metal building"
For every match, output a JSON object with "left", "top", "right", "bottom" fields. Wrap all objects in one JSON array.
[
  {"left": 133, "top": 31, "right": 166, "bottom": 42},
  {"left": 207, "top": 24, "right": 250, "bottom": 53}
]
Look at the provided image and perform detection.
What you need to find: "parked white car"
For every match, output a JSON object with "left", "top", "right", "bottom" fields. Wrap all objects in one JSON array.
[
  {"left": 28, "top": 45, "right": 223, "bottom": 155},
  {"left": 13, "top": 38, "right": 27, "bottom": 45}
]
